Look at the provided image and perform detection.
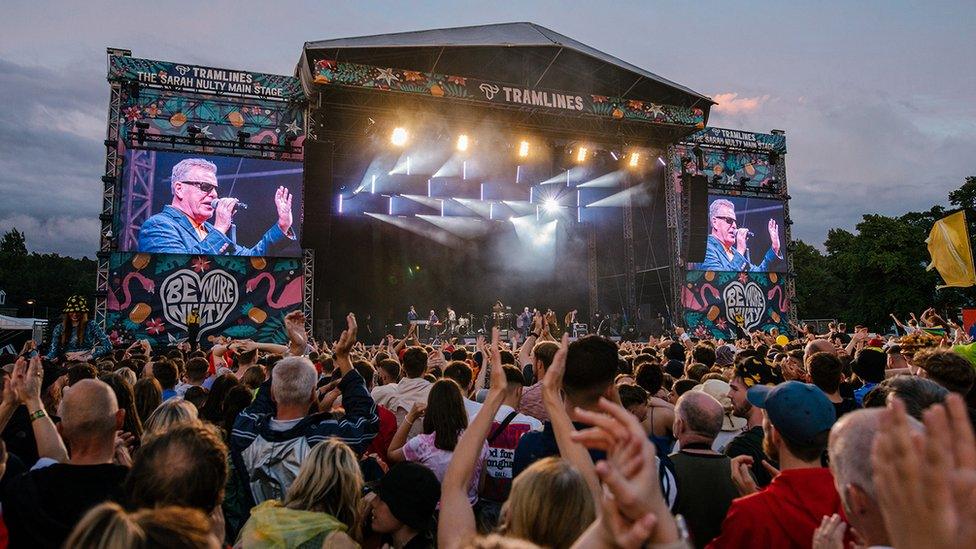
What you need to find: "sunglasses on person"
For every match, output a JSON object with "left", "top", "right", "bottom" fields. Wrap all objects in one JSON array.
[
  {"left": 180, "top": 180, "right": 219, "bottom": 194},
  {"left": 715, "top": 215, "right": 737, "bottom": 225}
]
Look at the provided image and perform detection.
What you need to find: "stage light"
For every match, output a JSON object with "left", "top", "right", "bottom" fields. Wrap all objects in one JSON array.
[
  {"left": 629, "top": 152, "right": 640, "bottom": 168},
  {"left": 543, "top": 198, "right": 560, "bottom": 213},
  {"left": 576, "top": 147, "right": 588, "bottom": 163},
  {"left": 456, "top": 134, "right": 469, "bottom": 152},
  {"left": 135, "top": 121, "right": 149, "bottom": 145},
  {"left": 610, "top": 151, "right": 619, "bottom": 161},
  {"left": 657, "top": 156, "right": 666, "bottom": 166},
  {"left": 390, "top": 127, "right": 408, "bottom": 147},
  {"left": 518, "top": 140, "right": 530, "bottom": 158}
]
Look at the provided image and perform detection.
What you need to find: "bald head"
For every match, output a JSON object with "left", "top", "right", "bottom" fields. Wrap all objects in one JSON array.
[
  {"left": 829, "top": 408, "right": 921, "bottom": 501},
  {"left": 675, "top": 391, "right": 724, "bottom": 441},
  {"left": 59, "top": 379, "right": 121, "bottom": 444},
  {"left": 806, "top": 339, "right": 836, "bottom": 358}
]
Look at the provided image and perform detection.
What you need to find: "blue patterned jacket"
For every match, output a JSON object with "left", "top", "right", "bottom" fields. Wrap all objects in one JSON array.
[
  {"left": 697, "top": 234, "right": 781, "bottom": 272},
  {"left": 137, "top": 205, "right": 291, "bottom": 256}
]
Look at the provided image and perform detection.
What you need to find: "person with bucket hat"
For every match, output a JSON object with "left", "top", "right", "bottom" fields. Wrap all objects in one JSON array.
[{"left": 45, "top": 295, "right": 111, "bottom": 363}]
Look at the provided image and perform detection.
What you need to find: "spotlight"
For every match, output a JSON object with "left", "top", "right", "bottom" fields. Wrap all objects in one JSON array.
[
  {"left": 518, "top": 140, "right": 530, "bottom": 158},
  {"left": 390, "top": 127, "right": 408, "bottom": 147},
  {"left": 456, "top": 134, "right": 469, "bottom": 152},
  {"left": 576, "top": 147, "right": 588, "bottom": 163},
  {"left": 629, "top": 152, "right": 640, "bottom": 168},
  {"left": 657, "top": 156, "right": 666, "bottom": 166},
  {"left": 543, "top": 198, "right": 560, "bottom": 213}
]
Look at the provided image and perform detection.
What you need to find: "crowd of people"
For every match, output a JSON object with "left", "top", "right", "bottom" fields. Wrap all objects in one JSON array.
[{"left": 1, "top": 296, "right": 975, "bottom": 548}]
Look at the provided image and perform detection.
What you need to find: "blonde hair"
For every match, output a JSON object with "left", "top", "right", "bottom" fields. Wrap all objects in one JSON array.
[
  {"left": 500, "top": 457, "right": 594, "bottom": 549},
  {"left": 142, "top": 399, "right": 201, "bottom": 443},
  {"left": 282, "top": 439, "right": 364, "bottom": 540},
  {"left": 65, "top": 501, "right": 216, "bottom": 549}
]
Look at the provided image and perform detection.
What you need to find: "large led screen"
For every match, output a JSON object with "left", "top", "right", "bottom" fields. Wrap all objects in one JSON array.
[
  {"left": 688, "top": 194, "right": 787, "bottom": 273},
  {"left": 119, "top": 150, "right": 303, "bottom": 257}
]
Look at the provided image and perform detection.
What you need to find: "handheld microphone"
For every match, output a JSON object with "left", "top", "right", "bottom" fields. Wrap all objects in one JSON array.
[
  {"left": 746, "top": 230, "right": 755, "bottom": 237},
  {"left": 211, "top": 198, "right": 248, "bottom": 210}
]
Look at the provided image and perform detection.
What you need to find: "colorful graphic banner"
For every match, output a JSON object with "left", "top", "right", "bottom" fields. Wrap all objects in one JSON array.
[
  {"left": 118, "top": 88, "right": 305, "bottom": 157},
  {"left": 110, "top": 56, "right": 304, "bottom": 101},
  {"left": 684, "top": 127, "right": 786, "bottom": 154},
  {"left": 671, "top": 143, "right": 778, "bottom": 192},
  {"left": 104, "top": 252, "right": 303, "bottom": 346},
  {"left": 311, "top": 58, "right": 705, "bottom": 128},
  {"left": 682, "top": 271, "right": 790, "bottom": 339}
]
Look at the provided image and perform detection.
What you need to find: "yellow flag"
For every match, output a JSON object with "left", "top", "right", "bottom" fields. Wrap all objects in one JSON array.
[{"left": 926, "top": 210, "right": 976, "bottom": 288}]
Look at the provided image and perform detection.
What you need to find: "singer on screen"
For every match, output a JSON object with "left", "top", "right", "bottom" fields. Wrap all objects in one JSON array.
[
  {"left": 136, "top": 158, "right": 294, "bottom": 255},
  {"left": 699, "top": 198, "right": 782, "bottom": 272}
]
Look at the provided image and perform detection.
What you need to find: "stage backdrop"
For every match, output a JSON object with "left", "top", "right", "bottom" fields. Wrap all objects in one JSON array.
[
  {"left": 104, "top": 252, "right": 303, "bottom": 346},
  {"left": 682, "top": 271, "right": 791, "bottom": 339}
]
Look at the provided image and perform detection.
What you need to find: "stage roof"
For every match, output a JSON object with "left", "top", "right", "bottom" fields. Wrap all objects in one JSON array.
[
  {"left": 302, "top": 22, "right": 711, "bottom": 107},
  {"left": 300, "top": 22, "right": 712, "bottom": 112}
]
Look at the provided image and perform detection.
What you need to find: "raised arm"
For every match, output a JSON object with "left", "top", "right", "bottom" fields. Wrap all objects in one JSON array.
[
  {"left": 283, "top": 310, "right": 308, "bottom": 356},
  {"left": 543, "top": 333, "right": 601, "bottom": 507},
  {"left": 16, "top": 356, "right": 69, "bottom": 462},
  {"left": 438, "top": 328, "right": 508, "bottom": 549}
]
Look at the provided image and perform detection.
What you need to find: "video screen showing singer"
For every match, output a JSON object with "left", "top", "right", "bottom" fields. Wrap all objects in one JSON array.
[
  {"left": 136, "top": 158, "right": 296, "bottom": 256},
  {"left": 698, "top": 198, "right": 783, "bottom": 272}
]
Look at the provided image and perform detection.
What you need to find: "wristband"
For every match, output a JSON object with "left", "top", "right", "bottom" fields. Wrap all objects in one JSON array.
[
  {"left": 29, "top": 409, "right": 47, "bottom": 422},
  {"left": 528, "top": 332, "right": 540, "bottom": 339}
]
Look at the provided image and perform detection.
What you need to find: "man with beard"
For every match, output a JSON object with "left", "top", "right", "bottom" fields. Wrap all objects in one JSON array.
[
  {"left": 724, "top": 357, "right": 779, "bottom": 487},
  {"left": 708, "top": 381, "right": 843, "bottom": 549}
]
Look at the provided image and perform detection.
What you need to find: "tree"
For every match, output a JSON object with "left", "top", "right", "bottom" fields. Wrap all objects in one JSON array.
[
  {"left": 0, "top": 228, "right": 27, "bottom": 258},
  {"left": 792, "top": 240, "right": 843, "bottom": 321}
]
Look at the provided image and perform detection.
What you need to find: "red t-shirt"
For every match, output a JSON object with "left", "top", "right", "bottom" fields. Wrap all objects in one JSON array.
[
  {"left": 707, "top": 467, "right": 849, "bottom": 549},
  {"left": 366, "top": 405, "right": 398, "bottom": 459}
]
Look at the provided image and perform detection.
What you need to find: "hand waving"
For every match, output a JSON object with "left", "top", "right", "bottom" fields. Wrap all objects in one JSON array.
[
  {"left": 333, "top": 313, "right": 357, "bottom": 375},
  {"left": 275, "top": 186, "right": 293, "bottom": 235}
]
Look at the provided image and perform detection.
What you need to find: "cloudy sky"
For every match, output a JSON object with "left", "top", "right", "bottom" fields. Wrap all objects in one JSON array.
[{"left": 2, "top": 0, "right": 974, "bottom": 257}]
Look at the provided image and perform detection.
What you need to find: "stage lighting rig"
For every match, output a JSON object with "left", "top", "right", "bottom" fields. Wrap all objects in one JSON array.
[
  {"left": 456, "top": 134, "right": 469, "bottom": 152},
  {"left": 629, "top": 152, "right": 640, "bottom": 168},
  {"left": 187, "top": 125, "right": 203, "bottom": 143},
  {"left": 692, "top": 145, "right": 704, "bottom": 171},
  {"left": 576, "top": 146, "right": 588, "bottom": 163},
  {"left": 518, "top": 140, "right": 530, "bottom": 158},
  {"left": 390, "top": 127, "right": 408, "bottom": 147},
  {"left": 135, "top": 121, "right": 149, "bottom": 145}
]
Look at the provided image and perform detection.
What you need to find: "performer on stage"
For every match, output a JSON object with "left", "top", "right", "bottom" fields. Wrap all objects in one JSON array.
[
  {"left": 564, "top": 308, "right": 578, "bottom": 328},
  {"left": 137, "top": 158, "right": 295, "bottom": 256},
  {"left": 517, "top": 307, "right": 532, "bottom": 338},
  {"left": 46, "top": 295, "right": 112, "bottom": 363},
  {"left": 407, "top": 306, "right": 418, "bottom": 323},
  {"left": 185, "top": 307, "right": 201, "bottom": 350},
  {"left": 698, "top": 198, "right": 782, "bottom": 272},
  {"left": 446, "top": 306, "right": 457, "bottom": 335},
  {"left": 545, "top": 308, "right": 559, "bottom": 334},
  {"left": 429, "top": 310, "right": 439, "bottom": 324}
]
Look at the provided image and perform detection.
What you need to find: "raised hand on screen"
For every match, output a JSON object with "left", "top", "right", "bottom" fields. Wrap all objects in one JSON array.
[
  {"left": 275, "top": 186, "right": 293, "bottom": 235},
  {"left": 769, "top": 218, "right": 781, "bottom": 256}
]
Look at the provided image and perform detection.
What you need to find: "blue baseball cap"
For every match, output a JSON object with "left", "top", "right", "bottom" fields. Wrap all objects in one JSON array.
[{"left": 747, "top": 381, "right": 836, "bottom": 446}]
